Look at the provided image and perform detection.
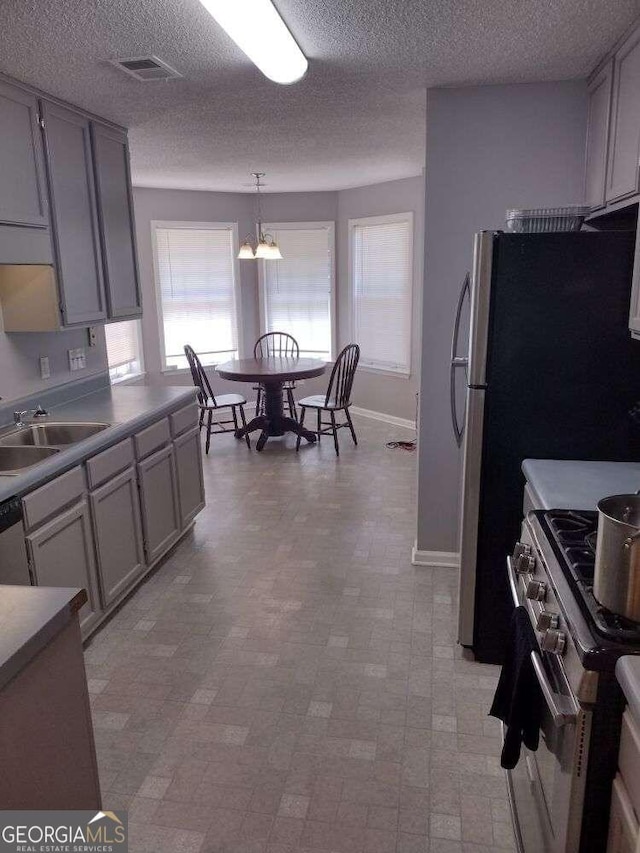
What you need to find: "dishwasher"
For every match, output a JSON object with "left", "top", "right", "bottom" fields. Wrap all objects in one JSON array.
[{"left": 0, "top": 496, "right": 32, "bottom": 585}]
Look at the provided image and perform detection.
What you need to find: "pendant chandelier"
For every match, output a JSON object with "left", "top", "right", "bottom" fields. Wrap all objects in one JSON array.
[{"left": 238, "top": 172, "right": 283, "bottom": 260}]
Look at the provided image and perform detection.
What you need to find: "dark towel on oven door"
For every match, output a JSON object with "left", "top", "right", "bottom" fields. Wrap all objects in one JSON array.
[{"left": 489, "top": 606, "right": 543, "bottom": 770}]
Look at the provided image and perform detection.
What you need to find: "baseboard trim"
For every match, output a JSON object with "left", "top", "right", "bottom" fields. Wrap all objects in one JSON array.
[
  {"left": 411, "top": 543, "right": 460, "bottom": 568},
  {"left": 350, "top": 406, "right": 415, "bottom": 431}
]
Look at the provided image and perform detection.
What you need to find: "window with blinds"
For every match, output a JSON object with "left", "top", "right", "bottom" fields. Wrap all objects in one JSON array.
[
  {"left": 350, "top": 212, "right": 413, "bottom": 374},
  {"left": 261, "top": 222, "right": 334, "bottom": 359},
  {"left": 105, "top": 319, "right": 143, "bottom": 383},
  {"left": 153, "top": 222, "right": 240, "bottom": 370}
]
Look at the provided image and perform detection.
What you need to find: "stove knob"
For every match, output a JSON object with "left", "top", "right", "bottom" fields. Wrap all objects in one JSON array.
[
  {"left": 513, "top": 542, "right": 531, "bottom": 559},
  {"left": 540, "top": 628, "right": 566, "bottom": 656},
  {"left": 526, "top": 579, "right": 547, "bottom": 601},
  {"left": 515, "top": 552, "right": 536, "bottom": 574},
  {"left": 536, "top": 610, "right": 559, "bottom": 632}
]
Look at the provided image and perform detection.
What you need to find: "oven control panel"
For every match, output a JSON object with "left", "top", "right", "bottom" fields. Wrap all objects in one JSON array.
[{"left": 511, "top": 540, "right": 567, "bottom": 656}]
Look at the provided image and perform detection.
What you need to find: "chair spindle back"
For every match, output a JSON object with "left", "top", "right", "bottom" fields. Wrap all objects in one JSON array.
[
  {"left": 184, "top": 344, "right": 217, "bottom": 407},
  {"left": 254, "top": 332, "right": 300, "bottom": 359},
  {"left": 325, "top": 344, "right": 360, "bottom": 409}
]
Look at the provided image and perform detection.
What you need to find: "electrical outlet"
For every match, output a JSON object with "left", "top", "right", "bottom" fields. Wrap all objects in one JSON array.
[
  {"left": 39, "top": 356, "right": 50, "bottom": 379},
  {"left": 88, "top": 326, "right": 97, "bottom": 347},
  {"left": 68, "top": 347, "right": 86, "bottom": 372}
]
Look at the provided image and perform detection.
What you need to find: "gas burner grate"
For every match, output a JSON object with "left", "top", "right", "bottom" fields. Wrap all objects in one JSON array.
[{"left": 542, "top": 509, "right": 640, "bottom": 644}]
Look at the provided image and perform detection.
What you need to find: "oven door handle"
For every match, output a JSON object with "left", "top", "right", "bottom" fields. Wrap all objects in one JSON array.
[{"left": 506, "top": 556, "right": 578, "bottom": 728}]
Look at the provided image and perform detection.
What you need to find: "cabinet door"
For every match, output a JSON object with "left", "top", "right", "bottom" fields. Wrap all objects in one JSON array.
[
  {"left": 174, "top": 427, "right": 206, "bottom": 528},
  {"left": 90, "top": 466, "right": 145, "bottom": 606},
  {"left": 585, "top": 61, "right": 613, "bottom": 210},
  {"left": 91, "top": 122, "right": 142, "bottom": 319},
  {"left": 26, "top": 500, "right": 101, "bottom": 636},
  {"left": 629, "top": 220, "right": 640, "bottom": 337},
  {"left": 41, "top": 101, "right": 106, "bottom": 326},
  {"left": 0, "top": 81, "right": 48, "bottom": 227},
  {"left": 607, "top": 776, "right": 638, "bottom": 853},
  {"left": 606, "top": 30, "right": 640, "bottom": 203},
  {"left": 137, "top": 444, "right": 180, "bottom": 564}
]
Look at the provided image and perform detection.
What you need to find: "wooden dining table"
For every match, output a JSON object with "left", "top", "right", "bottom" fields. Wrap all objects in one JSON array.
[{"left": 216, "top": 356, "right": 326, "bottom": 451}]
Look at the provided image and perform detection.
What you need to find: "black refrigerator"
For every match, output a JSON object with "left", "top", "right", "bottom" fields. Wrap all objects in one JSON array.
[{"left": 452, "top": 230, "right": 640, "bottom": 665}]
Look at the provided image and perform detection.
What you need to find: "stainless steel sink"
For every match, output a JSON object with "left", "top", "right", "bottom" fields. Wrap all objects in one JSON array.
[
  {"left": 0, "top": 445, "right": 59, "bottom": 475},
  {"left": 0, "top": 422, "right": 110, "bottom": 447}
]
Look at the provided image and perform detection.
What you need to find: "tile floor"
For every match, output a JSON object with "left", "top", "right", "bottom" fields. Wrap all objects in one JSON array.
[{"left": 84, "top": 415, "right": 514, "bottom": 853}]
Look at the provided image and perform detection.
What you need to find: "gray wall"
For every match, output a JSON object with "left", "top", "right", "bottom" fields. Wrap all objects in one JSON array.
[
  {"left": 417, "top": 80, "right": 588, "bottom": 554},
  {"left": 133, "top": 178, "right": 424, "bottom": 419},
  {"left": 0, "top": 315, "right": 107, "bottom": 403}
]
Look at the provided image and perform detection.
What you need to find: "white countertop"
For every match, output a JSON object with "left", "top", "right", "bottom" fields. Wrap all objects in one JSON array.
[
  {"left": 522, "top": 459, "right": 640, "bottom": 511},
  {"left": 0, "top": 385, "right": 196, "bottom": 502}
]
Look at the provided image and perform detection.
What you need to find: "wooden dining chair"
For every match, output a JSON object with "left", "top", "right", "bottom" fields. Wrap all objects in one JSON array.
[
  {"left": 184, "top": 345, "right": 251, "bottom": 452},
  {"left": 253, "top": 332, "right": 300, "bottom": 420},
  {"left": 296, "top": 343, "right": 360, "bottom": 456}
]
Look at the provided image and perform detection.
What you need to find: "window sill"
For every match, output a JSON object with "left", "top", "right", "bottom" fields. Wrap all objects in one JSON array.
[
  {"left": 161, "top": 367, "right": 192, "bottom": 376},
  {"left": 110, "top": 371, "right": 147, "bottom": 386},
  {"left": 359, "top": 365, "right": 412, "bottom": 380}
]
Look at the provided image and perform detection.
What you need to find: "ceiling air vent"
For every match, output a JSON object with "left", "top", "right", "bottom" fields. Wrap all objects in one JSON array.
[{"left": 112, "top": 56, "right": 182, "bottom": 82}]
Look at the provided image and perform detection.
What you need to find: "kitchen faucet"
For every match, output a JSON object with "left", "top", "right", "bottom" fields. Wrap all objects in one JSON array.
[{"left": 13, "top": 405, "right": 49, "bottom": 427}]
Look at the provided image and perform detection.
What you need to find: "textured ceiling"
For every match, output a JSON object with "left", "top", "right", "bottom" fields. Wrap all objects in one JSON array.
[{"left": 0, "top": 0, "right": 638, "bottom": 192}]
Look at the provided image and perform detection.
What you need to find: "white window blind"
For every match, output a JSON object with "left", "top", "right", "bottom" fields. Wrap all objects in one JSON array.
[
  {"left": 351, "top": 213, "right": 413, "bottom": 374},
  {"left": 154, "top": 224, "right": 239, "bottom": 370},
  {"left": 105, "top": 319, "right": 143, "bottom": 383},
  {"left": 261, "top": 223, "right": 334, "bottom": 359}
]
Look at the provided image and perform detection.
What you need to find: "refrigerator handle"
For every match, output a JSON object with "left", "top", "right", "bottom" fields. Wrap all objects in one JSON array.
[{"left": 450, "top": 273, "right": 470, "bottom": 447}]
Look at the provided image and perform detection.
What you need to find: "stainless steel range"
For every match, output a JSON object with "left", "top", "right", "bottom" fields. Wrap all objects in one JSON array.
[{"left": 506, "top": 509, "right": 640, "bottom": 853}]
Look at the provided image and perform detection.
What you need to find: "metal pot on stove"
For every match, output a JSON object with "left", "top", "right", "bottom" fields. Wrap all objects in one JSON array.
[{"left": 594, "top": 494, "right": 640, "bottom": 622}]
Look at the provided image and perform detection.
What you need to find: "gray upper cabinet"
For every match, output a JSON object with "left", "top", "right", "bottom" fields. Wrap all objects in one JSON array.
[
  {"left": 0, "top": 80, "right": 48, "bottom": 228},
  {"left": 41, "top": 101, "right": 106, "bottom": 326},
  {"left": 585, "top": 61, "right": 613, "bottom": 210},
  {"left": 606, "top": 29, "right": 640, "bottom": 204},
  {"left": 91, "top": 122, "right": 142, "bottom": 319}
]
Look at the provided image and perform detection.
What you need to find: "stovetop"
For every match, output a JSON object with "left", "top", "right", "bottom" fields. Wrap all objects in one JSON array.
[{"left": 540, "top": 509, "right": 640, "bottom": 644}]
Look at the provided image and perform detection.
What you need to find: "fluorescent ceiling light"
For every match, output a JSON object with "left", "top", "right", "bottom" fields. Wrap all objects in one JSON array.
[{"left": 198, "top": 0, "right": 308, "bottom": 85}]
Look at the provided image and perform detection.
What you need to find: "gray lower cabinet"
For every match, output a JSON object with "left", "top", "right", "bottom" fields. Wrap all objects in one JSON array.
[
  {"left": 0, "top": 80, "right": 48, "bottom": 228},
  {"left": 91, "top": 122, "right": 142, "bottom": 319},
  {"left": 137, "top": 444, "right": 181, "bottom": 564},
  {"left": 174, "top": 427, "right": 206, "bottom": 528},
  {"left": 41, "top": 101, "right": 106, "bottom": 326},
  {"left": 89, "top": 465, "right": 145, "bottom": 606},
  {"left": 25, "top": 499, "right": 101, "bottom": 636},
  {"left": 606, "top": 28, "right": 640, "bottom": 204}
]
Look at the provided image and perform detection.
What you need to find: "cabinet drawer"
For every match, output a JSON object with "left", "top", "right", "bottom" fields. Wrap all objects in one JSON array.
[
  {"left": 86, "top": 437, "right": 134, "bottom": 489},
  {"left": 22, "top": 466, "right": 86, "bottom": 530},
  {"left": 170, "top": 403, "right": 199, "bottom": 437},
  {"left": 134, "top": 417, "right": 170, "bottom": 460},
  {"left": 619, "top": 710, "right": 640, "bottom": 819}
]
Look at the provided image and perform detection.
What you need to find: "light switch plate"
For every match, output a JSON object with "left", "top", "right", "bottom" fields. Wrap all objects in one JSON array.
[
  {"left": 39, "top": 356, "right": 50, "bottom": 379},
  {"left": 68, "top": 347, "right": 86, "bottom": 372}
]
